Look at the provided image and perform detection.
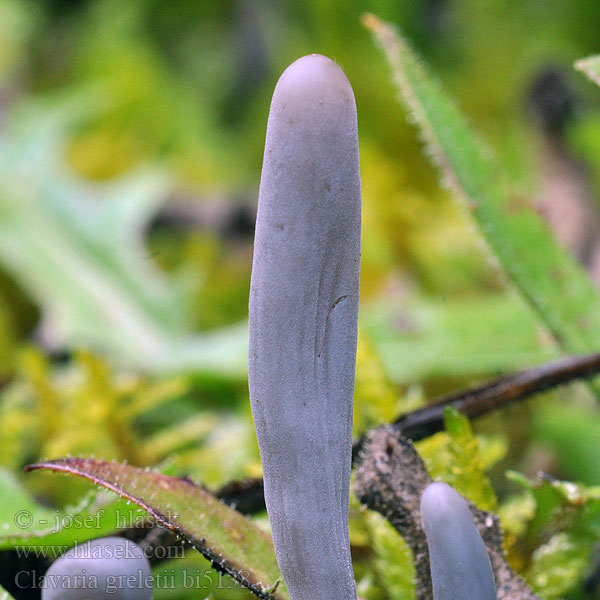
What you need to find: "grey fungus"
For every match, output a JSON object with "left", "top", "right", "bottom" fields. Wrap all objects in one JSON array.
[
  {"left": 248, "top": 54, "right": 361, "bottom": 599},
  {"left": 420, "top": 482, "right": 497, "bottom": 600},
  {"left": 41, "top": 536, "right": 153, "bottom": 600}
]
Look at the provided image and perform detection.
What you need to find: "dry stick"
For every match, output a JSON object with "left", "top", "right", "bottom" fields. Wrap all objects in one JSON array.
[
  {"left": 388, "top": 351, "right": 600, "bottom": 441},
  {"left": 353, "top": 426, "right": 542, "bottom": 600},
  {"left": 219, "top": 352, "right": 600, "bottom": 514}
]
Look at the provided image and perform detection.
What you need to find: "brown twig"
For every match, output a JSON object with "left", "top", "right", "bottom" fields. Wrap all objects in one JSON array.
[{"left": 352, "top": 351, "right": 600, "bottom": 460}]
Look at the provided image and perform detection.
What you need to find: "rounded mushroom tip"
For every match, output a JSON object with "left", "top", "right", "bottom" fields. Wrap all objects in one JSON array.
[
  {"left": 41, "top": 536, "right": 153, "bottom": 599},
  {"left": 420, "top": 482, "right": 497, "bottom": 599},
  {"left": 421, "top": 481, "right": 465, "bottom": 521},
  {"left": 274, "top": 53, "right": 354, "bottom": 106}
]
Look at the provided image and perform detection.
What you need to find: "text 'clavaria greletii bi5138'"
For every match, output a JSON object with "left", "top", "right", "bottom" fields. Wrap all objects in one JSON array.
[{"left": 41, "top": 537, "right": 153, "bottom": 599}]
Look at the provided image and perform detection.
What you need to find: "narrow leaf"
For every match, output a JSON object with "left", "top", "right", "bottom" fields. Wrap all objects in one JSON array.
[
  {"left": 26, "top": 459, "right": 288, "bottom": 600},
  {"left": 363, "top": 15, "right": 600, "bottom": 396}
]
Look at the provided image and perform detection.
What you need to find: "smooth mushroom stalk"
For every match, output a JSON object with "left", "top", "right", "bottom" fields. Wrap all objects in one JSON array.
[
  {"left": 249, "top": 54, "right": 361, "bottom": 599},
  {"left": 41, "top": 536, "right": 153, "bottom": 599},
  {"left": 420, "top": 482, "right": 497, "bottom": 600}
]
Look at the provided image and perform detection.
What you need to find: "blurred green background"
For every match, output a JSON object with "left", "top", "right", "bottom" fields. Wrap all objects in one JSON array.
[{"left": 2, "top": 1, "right": 600, "bottom": 598}]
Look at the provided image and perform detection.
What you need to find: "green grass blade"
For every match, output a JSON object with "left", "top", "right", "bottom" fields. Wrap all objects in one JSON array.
[
  {"left": 362, "top": 294, "right": 557, "bottom": 383},
  {"left": 363, "top": 15, "right": 600, "bottom": 388}
]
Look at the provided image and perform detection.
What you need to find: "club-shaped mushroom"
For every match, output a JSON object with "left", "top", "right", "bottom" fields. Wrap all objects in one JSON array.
[
  {"left": 420, "top": 482, "right": 497, "bottom": 600},
  {"left": 248, "top": 54, "right": 361, "bottom": 599},
  {"left": 41, "top": 536, "right": 153, "bottom": 599}
]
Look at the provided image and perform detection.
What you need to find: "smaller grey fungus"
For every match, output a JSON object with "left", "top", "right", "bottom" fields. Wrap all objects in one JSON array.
[
  {"left": 420, "top": 482, "right": 497, "bottom": 600},
  {"left": 41, "top": 536, "right": 153, "bottom": 600}
]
